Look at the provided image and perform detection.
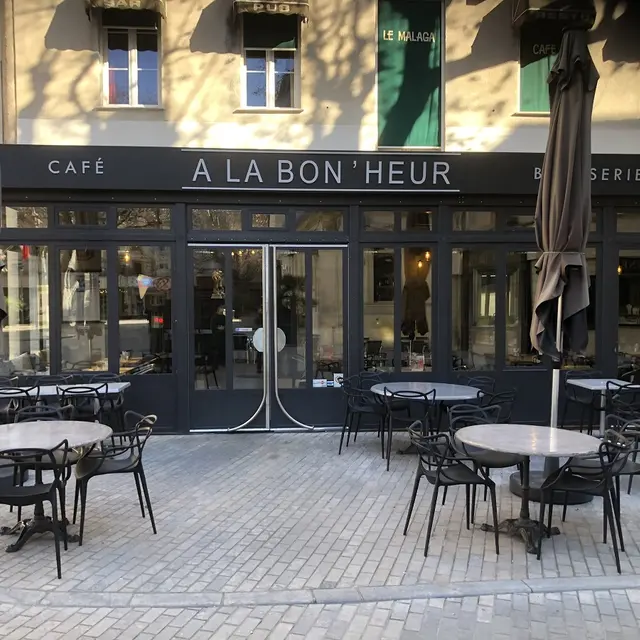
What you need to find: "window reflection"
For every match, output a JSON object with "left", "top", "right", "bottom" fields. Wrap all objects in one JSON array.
[
  {"left": 0, "top": 246, "right": 49, "bottom": 375},
  {"left": 362, "top": 247, "right": 433, "bottom": 372},
  {"left": 453, "top": 210, "right": 496, "bottom": 231},
  {"left": 118, "top": 246, "right": 172, "bottom": 375},
  {"left": 117, "top": 207, "right": 171, "bottom": 229},
  {"left": 60, "top": 249, "right": 108, "bottom": 372},
  {"left": 192, "top": 209, "right": 242, "bottom": 230},
  {"left": 2, "top": 206, "right": 48, "bottom": 229},
  {"left": 58, "top": 209, "right": 107, "bottom": 226},
  {"left": 452, "top": 249, "right": 496, "bottom": 370}
]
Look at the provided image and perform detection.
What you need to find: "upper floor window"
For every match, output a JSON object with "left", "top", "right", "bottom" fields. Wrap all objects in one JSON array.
[
  {"left": 102, "top": 9, "right": 160, "bottom": 107},
  {"left": 519, "top": 22, "right": 563, "bottom": 113},
  {"left": 242, "top": 14, "right": 299, "bottom": 109}
]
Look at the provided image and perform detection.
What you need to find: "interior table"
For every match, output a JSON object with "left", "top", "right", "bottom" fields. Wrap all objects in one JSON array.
[
  {"left": 371, "top": 382, "right": 481, "bottom": 453},
  {"left": 566, "top": 378, "right": 629, "bottom": 435},
  {"left": 0, "top": 420, "right": 112, "bottom": 552},
  {"left": 455, "top": 424, "right": 600, "bottom": 554}
]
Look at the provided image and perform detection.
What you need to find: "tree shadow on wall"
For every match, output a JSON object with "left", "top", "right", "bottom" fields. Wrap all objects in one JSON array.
[
  {"left": 590, "top": 0, "right": 640, "bottom": 64},
  {"left": 190, "top": 0, "right": 239, "bottom": 53}
]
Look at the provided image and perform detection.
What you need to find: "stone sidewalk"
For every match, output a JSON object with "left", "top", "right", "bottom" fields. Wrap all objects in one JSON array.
[{"left": 0, "top": 432, "right": 639, "bottom": 638}]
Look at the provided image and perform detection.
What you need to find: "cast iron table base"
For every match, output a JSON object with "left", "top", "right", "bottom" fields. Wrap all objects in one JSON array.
[
  {"left": 480, "top": 518, "right": 560, "bottom": 555},
  {"left": 0, "top": 503, "right": 78, "bottom": 553}
]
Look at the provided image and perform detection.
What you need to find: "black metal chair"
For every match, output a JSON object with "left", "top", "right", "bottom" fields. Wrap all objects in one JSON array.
[
  {"left": 338, "top": 375, "right": 387, "bottom": 455},
  {"left": 90, "top": 374, "right": 125, "bottom": 432},
  {"left": 57, "top": 384, "right": 109, "bottom": 423},
  {"left": 449, "top": 405, "right": 525, "bottom": 507},
  {"left": 403, "top": 423, "right": 500, "bottom": 557},
  {"left": 0, "top": 440, "right": 69, "bottom": 578},
  {"left": 382, "top": 389, "right": 436, "bottom": 471},
  {"left": 560, "top": 370, "right": 605, "bottom": 434},
  {"left": 0, "top": 386, "right": 40, "bottom": 423},
  {"left": 73, "top": 412, "right": 157, "bottom": 546},
  {"left": 478, "top": 388, "right": 517, "bottom": 423},
  {"left": 538, "top": 436, "right": 632, "bottom": 574},
  {"left": 457, "top": 375, "right": 495, "bottom": 395}
]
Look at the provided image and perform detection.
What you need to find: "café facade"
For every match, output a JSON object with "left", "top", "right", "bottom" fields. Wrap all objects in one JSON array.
[{"left": 0, "top": 144, "right": 639, "bottom": 432}]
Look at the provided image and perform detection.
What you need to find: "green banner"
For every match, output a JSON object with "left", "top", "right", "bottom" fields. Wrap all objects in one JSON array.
[
  {"left": 519, "top": 23, "right": 563, "bottom": 113},
  {"left": 377, "top": 0, "right": 441, "bottom": 148}
]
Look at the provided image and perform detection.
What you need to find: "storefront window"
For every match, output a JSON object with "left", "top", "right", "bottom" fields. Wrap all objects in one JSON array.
[
  {"left": 364, "top": 211, "right": 394, "bottom": 232},
  {"left": 1, "top": 206, "right": 48, "bottom": 229},
  {"left": 192, "top": 209, "right": 242, "bottom": 230},
  {"left": 400, "top": 211, "right": 433, "bottom": 232},
  {"left": 453, "top": 210, "right": 496, "bottom": 231},
  {"left": 363, "top": 248, "right": 394, "bottom": 370},
  {"left": 363, "top": 247, "right": 433, "bottom": 372},
  {"left": 506, "top": 248, "right": 597, "bottom": 368},
  {"left": 295, "top": 211, "right": 344, "bottom": 232},
  {"left": 452, "top": 249, "right": 496, "bottom": 371},
  {"left": 0, "top": 246, "right": 49, "bottom": 374},
  {"left": 400, "top": 247, "right": 433, "bottom": 372},
  {"left": 58, "top": 209, "right": 107, "bottom": 226},
  {"left": 59, "top": 248, "right": 108, "bottom": 372},
  {"left": 252, "top": 213, "right": 286, "bottom": 228},
  {"left": 363, "top": 210, "right": 433, "bottom": 233},
  {"left": 117, "top": 207, "right": 171, "bottom": 229},
  {"left": 118, "top": 246, "right": 172, "bottom": 375},
  {"left": 617, "top": 210, "right": 640, "bottom": 233},
  {"left": 617, "top": 250, "right": 640, "bottom": 377}
]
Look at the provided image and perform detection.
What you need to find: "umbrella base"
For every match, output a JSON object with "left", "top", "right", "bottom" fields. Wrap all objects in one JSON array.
[{"left": 509, "top": 471, "right": 593, "bottom": 505}]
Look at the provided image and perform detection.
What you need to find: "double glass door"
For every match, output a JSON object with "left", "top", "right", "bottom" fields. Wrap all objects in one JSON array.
[{"left": 189, "top": 244, "right": 347, "bottom": 431}]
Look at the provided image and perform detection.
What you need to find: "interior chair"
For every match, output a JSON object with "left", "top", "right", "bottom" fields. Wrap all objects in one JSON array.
[
  {"left": 0, "top": 440, "right": 69, "bottom": 578},
  {"left": 560, "top": 370, "right": 605, "bottom": 434},
  {"left": 382, "top": 389, "right": 436, "bottom": 471},
  {"left": 73, "top": 412, "right": 157, "bottom": 546},
  {"left": 403, "top": 423, "right": 500, "bottom": 557},
  {"left": 537, "top": 437, "right": 632, "bottom": 574}
]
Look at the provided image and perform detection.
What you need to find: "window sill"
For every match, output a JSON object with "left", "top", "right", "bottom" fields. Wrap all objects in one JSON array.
[
  {"left": 512, "top": 111, "right": 550, "bottom": 118},
  {"left": 95, "top": 105, "right": 165, "bottom": 112},
  {"left": 233, "top": 108, "right": 304, "bottom": 115}
]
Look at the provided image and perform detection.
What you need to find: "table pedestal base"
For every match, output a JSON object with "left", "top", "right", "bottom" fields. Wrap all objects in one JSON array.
[
  {"left": 0, "top": 515, "right": 78, "bottom": 552},
  {"left": 509, "top": 471, "right": 593, "bottom": 505},
  {"left": 480, "top": 518, "right": 560, "bottom": 554}
]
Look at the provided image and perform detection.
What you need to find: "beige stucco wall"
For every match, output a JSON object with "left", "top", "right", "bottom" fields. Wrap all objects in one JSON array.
[{"left": 12, "top": 0, "right": 640, "bottom": 151}]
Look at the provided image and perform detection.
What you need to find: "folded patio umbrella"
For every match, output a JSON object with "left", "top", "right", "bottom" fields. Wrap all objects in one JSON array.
[{"left": 530, "top": 28, "right": 598, "bottom": 430}]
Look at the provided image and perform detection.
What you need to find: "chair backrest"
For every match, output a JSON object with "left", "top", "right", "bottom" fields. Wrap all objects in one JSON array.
[
  {"left": 448, "top": 404, "right": 500, "bottom": 432},
  {"left": 481, "top": 389, "right": 517, "bottom": 422},
  {"left": 31, "top": 375, "right": 74, "bottom": 387},
  {"left": 0, "top": 385, "right": 39, "bottom": 405},
  {"left": 465, "top": 376, "right": 496, "bottom": 394},
  {"left": 58, "top": 384, "right": 109, "bottom": 414},
  {"left": 358, "top": 371, "right": 384, "bottom": 389},
  {"left": 0, "top": 440, "right": 69, "bottom": 482},
  {"left": 406, "top": 423, "right": 457, "bottom": 471},
  {"left": 384, "top": 388, "right": 436, "bottom": 429}
]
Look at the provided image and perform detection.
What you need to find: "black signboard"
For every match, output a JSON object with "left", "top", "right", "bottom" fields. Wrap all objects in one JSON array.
[{"left": 1, "top": 145, "right": 640, "bottom": 197}]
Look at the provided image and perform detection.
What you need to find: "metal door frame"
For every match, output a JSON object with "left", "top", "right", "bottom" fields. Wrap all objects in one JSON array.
[{"left": 188, "top": 242, "right": 347, "bottom": 432}]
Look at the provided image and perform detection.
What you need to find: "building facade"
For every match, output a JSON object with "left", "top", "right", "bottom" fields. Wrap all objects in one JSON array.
[{"left": 0, "top": 0, "right": 639, "bottom": 431}]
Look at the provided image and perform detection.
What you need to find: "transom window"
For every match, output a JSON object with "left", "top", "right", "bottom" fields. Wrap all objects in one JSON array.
[
  {"left": 242, "top": 14, "right": 299, "bottom": 109},
  {"left": 102, "top": 10, "right": 160, "bottom": 107}
]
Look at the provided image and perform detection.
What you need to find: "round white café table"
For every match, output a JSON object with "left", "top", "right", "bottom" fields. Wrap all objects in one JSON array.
[
  {"left": 0, "top": 420, "right": 112, "bottom": 553},
  {"left": 370, "top": 382, "right": 481, "bottom": 402},
  {"left": 455, "top": 424, "right": 600, "bottom": 553}
]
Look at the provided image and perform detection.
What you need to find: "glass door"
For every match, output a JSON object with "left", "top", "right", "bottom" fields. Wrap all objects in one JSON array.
[
  {"left": 189, "top": 245, "right": 267, "bottom": 431},
  {"left": 271, "top": 245, "right": 347, "bottom": 429},
  {"left": 188, "top": 244, "right": 347, "bottom": 431}
]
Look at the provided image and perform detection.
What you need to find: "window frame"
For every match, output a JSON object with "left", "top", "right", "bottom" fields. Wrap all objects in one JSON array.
[
  {"left": 240, "top": 24, "right": 301, "bottom": 111},
  {"left": 101, "top": 24, "right": 162, "bottom": 108}
]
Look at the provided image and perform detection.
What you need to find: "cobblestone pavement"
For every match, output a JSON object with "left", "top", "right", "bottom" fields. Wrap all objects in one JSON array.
[
  {"left": 0, "top": 432, "right": 640, "bottom": 638},
  {"left": 3, "top": 590, "right": 640, "bottom": 639}
]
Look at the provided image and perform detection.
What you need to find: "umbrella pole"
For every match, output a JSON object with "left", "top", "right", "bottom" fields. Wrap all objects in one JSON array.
[{"left": 544, "top": 294, "right": 564, "bottom": 477}]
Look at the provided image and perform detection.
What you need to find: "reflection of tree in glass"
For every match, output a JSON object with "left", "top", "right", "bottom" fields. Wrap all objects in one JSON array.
[
  {"left": 2, "top": 207, "right": 48, "bottom": 229},
  {"left": 117, "top": 207, "right": 171, "bottom": 229}
]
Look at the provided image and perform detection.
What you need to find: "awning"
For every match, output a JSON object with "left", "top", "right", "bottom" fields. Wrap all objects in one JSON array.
[
  {"left": 512, "top": 0, "right": 595, "bottom": 29},
  {"left": 234, "top": 1, "right": 310, "bottom": 20},
  {"left": 85, "top": 0, "right": 166, "bottom": 18}
]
